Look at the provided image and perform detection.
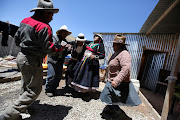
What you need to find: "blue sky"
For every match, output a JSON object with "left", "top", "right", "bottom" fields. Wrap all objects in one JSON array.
[{"left": 0, "top": 0, "right": 159, "bottom": 40}]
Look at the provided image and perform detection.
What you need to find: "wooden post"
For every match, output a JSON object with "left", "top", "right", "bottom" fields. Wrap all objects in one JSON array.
[{"left": 161, "top": 34, "right": 180, "bottom": 120}]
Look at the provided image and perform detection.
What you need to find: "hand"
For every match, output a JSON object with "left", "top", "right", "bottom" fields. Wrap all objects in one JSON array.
[
  {"left": 65, "top": 44, "right": 72, "bottom": 51},
  {"left": 61, "top": 41, "right": 67, "bottom": 46},
  {"left": 61, "top": 44, "right": 66, "bottom": 47},
  {"left": 90, "top": 55, "right": 95, "bottom": 59},
  {"left": 61, "top": 41, "right": 66, "bottom": 48},
  {"left": 65, "top": 44, "right": 71, "bottom": 48},
  {"left": 111, "top": 79, "right": 118, "bottom": 88}
]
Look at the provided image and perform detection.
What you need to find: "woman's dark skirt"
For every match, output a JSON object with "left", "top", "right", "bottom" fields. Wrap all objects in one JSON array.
[
  {"left": 71, "top": 57, "right": 100, "bottom": 92},
  {"left": 100, "top": 81, "right": 142, "bottom": 106}
]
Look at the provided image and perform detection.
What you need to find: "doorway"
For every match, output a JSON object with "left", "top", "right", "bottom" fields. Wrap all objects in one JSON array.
[{"left": 137, "top": 49, "right": 167, "bottom": 91}]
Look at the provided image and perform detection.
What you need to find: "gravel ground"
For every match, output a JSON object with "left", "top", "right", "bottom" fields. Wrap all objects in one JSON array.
[{"left": 0, "top": 80, "right": 157, "bottom": 120}]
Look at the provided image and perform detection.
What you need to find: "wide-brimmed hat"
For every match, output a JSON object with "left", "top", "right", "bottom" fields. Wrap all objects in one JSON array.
[
  {"left": 56, "top": 25, "right": 72, "bottom": 35},
  {"left": 94, "top": 33, "right": 103, "bottom": 40},
  {"left": 30, "top": 0, "right": 59, "bottom": 13},
  {"left": 65, "top": 36, "right": 76, "bottom": 42},
  {"left": 111, "top": 34, "right": 129, "bottom": 45},
  {"left": 76, "top": 33, "right": 86, "bottom": 42}
]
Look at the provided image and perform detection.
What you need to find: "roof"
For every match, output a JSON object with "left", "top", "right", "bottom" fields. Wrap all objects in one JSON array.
[{"left": 139, "top": 0, "right": 180, "bottom": 34}]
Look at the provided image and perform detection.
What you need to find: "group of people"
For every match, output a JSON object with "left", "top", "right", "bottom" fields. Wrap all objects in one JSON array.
[
  {"left": 0, "top": 0, "right": 143, "bottom": 120},
  {"left": 44, "top": 27, "right": 105, "bottom": 96}
]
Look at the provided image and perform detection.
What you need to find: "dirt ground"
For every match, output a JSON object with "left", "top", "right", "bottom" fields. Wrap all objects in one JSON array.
[
  {"left": 0, "top": 78, "right": 161, "bottom": 120},
  {"left": 0, "top": 67, "right": 179, "bottom": 120}
]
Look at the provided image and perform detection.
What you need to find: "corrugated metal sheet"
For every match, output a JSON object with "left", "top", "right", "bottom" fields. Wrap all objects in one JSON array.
[{"left": 0, "top": 33, "right": 20, "bottom": 57}]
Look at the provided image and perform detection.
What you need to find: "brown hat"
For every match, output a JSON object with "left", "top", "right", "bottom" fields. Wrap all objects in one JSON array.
[{"left": 111, "top": 34, "right": 129, "bottom": 45}]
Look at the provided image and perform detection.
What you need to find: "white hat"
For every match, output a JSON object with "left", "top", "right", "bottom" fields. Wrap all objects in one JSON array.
[
  {"left": 76, "top": 33, "right": 86, "bottom": 42},
  {"left": 30, "top": 0, "right": 59, "bottom": 13},
  {"left": 56, "top": 25, "right": 72, "bottom": 35},
  {"left": 94, "top": 33, "right": 103, "bottom": 40}
]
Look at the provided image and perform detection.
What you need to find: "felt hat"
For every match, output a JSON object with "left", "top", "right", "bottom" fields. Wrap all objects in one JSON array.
[
  {"left": 111, "top": 34, "right": 129, "bottom": 45},
  {"left": 30, "top": 0, "right": 59, "bottom": 13}
]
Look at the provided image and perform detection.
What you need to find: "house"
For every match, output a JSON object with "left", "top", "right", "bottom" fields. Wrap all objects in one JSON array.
[
  {"left": 94, "top": 0, "right": 180, "bottom": 119},
  {"left": 140, "top": 0, "right": 180, "bottom": 119}
]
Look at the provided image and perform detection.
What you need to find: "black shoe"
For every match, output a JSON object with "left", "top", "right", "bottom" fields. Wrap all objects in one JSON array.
[
  {"left": 14, "top": 115, "right": 22, "bottom": 120},
  {"left": 26, "top": 106, "right": 35, "bottom": 115},
  {"left": 46, "top": 89, "right": 61, "bottom": 97},
  {"left": 45, "top": 92, "right": 54, "bottom": 97}
]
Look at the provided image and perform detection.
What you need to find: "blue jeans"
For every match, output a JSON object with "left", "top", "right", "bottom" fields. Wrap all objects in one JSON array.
[{"left": 45, "top": 60, "right": 63, "bottom": 93}]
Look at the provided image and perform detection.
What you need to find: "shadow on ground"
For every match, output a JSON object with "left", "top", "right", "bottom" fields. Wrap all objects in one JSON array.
[
  {"left": 100, "top": 106, "right": 132, "bottom": 120},
  {"left": 24, "top": 100, "right": 72, "bottom": 120},
  {"left": 56, "top": 86, "right": 101, "bottom": 102}
]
